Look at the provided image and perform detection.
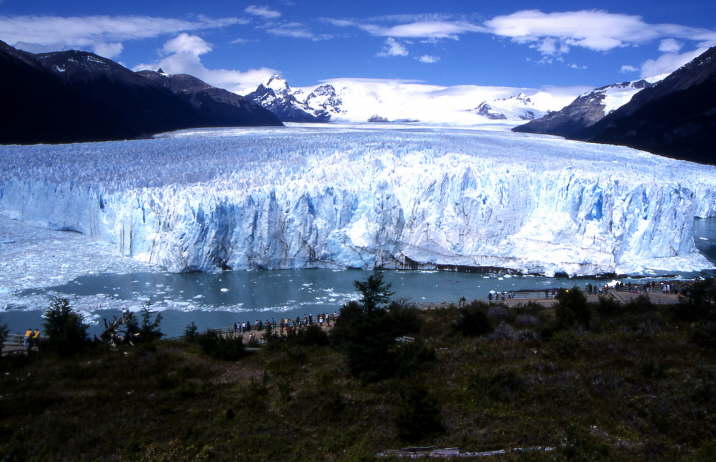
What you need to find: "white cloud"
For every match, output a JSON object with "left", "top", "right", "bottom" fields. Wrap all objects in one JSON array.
[
  {"left": 567, "top": 63, "right": 587, "bottom": 70},
  {"left": 92, "top": 42, "right": 123, "bottom": 59},
  {"left": 620, "top": 64, "right": 638, "bottom": 73},
  {"left": 323, "top": 9, "right": 716, "bottom": 60},
  {"left": 230, "top": 38, "right": 252, "bottom": 45},
  {"left": 485, "top": 10, "right": 716, "bottom": 56},
  {"left": 417, "top": 55, "right": 440, "bottom": 63},
  {"left": 377, "top": 37, "right": 408, "bottom": 57},
  {"left": 0, "top": 15, "right": 242, "bottom": 58},
  {"left": 245, "top": 5, "right": 281, "bottom": 19},
  {"left": 658, "top": 38, "right": 683, "bottom": 53},
  {"left": 640, "top": 47, "right": 707, "bottom": 78},
  {"left": 264, "top": 22, "right": 331, "bottom": 40},
  {"left": 135, "top": 33, "right": 277, "bottom": 94}
]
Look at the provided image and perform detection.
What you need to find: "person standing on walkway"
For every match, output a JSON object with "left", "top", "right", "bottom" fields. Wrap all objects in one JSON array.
[{"left": 23, "top": 328, "right": 33, "bottom": 350}]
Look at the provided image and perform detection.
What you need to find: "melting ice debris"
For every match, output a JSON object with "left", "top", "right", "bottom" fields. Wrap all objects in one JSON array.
[
  {"left": 220, "top": 288, "right": 230, "bottom": 293},
  {"left": 1, "top": 126, "right": 715, "bottom": 277}
]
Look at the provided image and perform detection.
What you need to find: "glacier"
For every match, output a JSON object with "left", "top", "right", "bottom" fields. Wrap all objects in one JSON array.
[{"left": 1, "top": 124, "right": 715, "bottom": 276}]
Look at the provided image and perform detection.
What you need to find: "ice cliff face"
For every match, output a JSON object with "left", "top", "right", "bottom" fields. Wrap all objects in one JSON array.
[{"left": 1, "top": 126, "right": 715, "bottom": 276}]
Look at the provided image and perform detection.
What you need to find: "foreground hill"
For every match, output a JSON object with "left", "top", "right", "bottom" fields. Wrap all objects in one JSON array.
[
  {"left": 2, "top": 287, "right": 716, "bottom": 461},
  {"left": 0, "top": 42, "right": 281, "bottom": 144}
]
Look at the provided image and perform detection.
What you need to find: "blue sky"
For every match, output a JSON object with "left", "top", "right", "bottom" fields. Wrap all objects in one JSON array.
[{"left": 1, "top": 1, "right": 715, "bottom": 93}]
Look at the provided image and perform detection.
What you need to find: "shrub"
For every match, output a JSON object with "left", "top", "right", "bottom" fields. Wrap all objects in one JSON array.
[
  {"left": 550, "top": 330, "right": 583, "bottom": 359},
  {"left": 266, "top": 324, "right": 329, "bottom": 349},
  {"left": 597, "top": 296, "right": 621, "bottom": 317},
  {"left": 454, "top": 301, "right": 493, "bottom": 337},
  {"left": 395, "top": 385, "right": 444, "bottom": 442},
  {"left": 184, "top": 322, "right": 199, "bottom": 342},
  {"left": 0, "top": 323, "right": 8, "bottom": 351},
  {"left": 42, "top": 297, "right": 90, "bottom": 356},
  {"left": 556, "top": 287, "right": 590, "bottom": 330},
  {"left": 692, "top": 322, "right": 716, "bottom": 349},
  {"left": 471, "top": 370, "right": 526, "bottom": 403},
  {"left": 560, "top": 424, "right": 610, "bottom": 461},
  {"left": 391, "top": 339, "right": 436, "bottom": 378},
  {"left": 197, "top": 331, "right": 246, "bottom": 361},
  {"left": 673, "top": 279, "right": 716, "bottom": 322}
]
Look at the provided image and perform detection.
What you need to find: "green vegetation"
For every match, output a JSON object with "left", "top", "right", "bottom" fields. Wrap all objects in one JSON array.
[
  {"left": 1, "top": 282, "right": 716, "bottom": 461},
  {"left": 41, "top": 296, "right": 90, "bottom": 356}
]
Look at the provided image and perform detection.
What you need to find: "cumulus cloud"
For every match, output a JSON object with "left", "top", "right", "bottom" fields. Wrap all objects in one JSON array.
[
  {"left": 377, "top": 37, "right": 408, "bottom": 57},
  {"left": 658, "top": 38, "right": 683, "bottom": 53},
  {"left": 245, "top": 5, "right": 281, "bottom": 19},
  {"left": 135, "top": 33, "right": 277, "bottom": 94},
  {"left": 417, "top": 55, "right": 440, "bottom": 63},
  {"left": 92, "top": 42, "right": 123, "bottom": 59},
  {"left": 323, "top": 9, "right": 716, "bottom": 61},
  {"left": 640, "top": 47, "right": 707, "bottom": 78},
  {"left": 620, "top": 64, "right": 638, "bottom": 73},
  {"left": 0, "top": 15, "right": 242, "bottom": 58}
]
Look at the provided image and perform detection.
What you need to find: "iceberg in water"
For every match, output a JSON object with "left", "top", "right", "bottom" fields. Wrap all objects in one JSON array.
[{"left": 1, "top": 125, "right": 715, "bottom": 276}]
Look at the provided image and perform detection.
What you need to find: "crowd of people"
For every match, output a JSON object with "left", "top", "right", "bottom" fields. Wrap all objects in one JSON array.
[
  {"left": 22, "top": 328, "right": 41, "bottom": 350},
  {"left": 231, "top": 312, "right": 339, "bottom": 337}
]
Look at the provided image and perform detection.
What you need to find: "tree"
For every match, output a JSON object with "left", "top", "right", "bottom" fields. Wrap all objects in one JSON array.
[
  {"left": 353, "top": 271, "right": 394, "bottom": 312},
  {"left": 42, "top": 297, "right": 89, "bottom": 356},
  {"left": 184, "top": 322, "right": 199, "bottom": 342},
  {"left": 0, "top": 323, "right": 8, "bottom": 352},
  {"left": 555, "top": 287, "right": 590, "bottom": 330},
  {"left": 138, "top": 307, "right": 163, "bottom": 343},
  {"left": 396, "top": 385, "right": 444, "bottom": 442}
]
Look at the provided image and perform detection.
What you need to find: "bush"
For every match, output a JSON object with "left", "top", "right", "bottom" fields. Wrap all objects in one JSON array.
[
  {"left": 597, "top": 296, "right": 621, "bottom": 317},
  {"left": 550, "top": 330, "right": 583, "bottom": 359},
  {"left": 0, "top": 323, "right": 8, "bottom": 351},
  {"left": 265, "top": 324, "right": 329, "bottom": 349},
  {"left": 42, "top": 297, "right": 90, "bottom": 356},
  {"left": 197, "top": 331, "right": 246, "bottom": 361},
  {"left": 391, "top": 340, "right": 436, "bottom": 378},
  {"left": 673, "top": 279, "right": 716, "bottom": 322},
  {"left": 395, "top": 385, "right": 444, "bottom": 442},
  {"left": 692, "top": 322, "right": 716, "bottom": 349},
  {"left": 184, "top": 322, "right": 199, "bottom": 342},
  {"left": 471, "top": 370, "right": 526, "bottom": 403},
  {"left": 454, "top": 301, "right": 493, "bottom": 337},
  {"left": 556, "top": 287, "right": 590, "bottom": 330}
]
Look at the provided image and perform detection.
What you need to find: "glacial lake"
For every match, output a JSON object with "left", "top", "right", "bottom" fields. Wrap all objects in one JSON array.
[
  {"left": 2, "top": 216, "right": 715, "bottom": 338},
  {"left": 2, "top": 268, "right": 703, "bottom": 338}
]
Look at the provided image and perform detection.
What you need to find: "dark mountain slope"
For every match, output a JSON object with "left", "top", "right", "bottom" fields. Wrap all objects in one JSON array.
[
  {"left": 0, "top": 42, "right": 280, "bottom": 144},
  {"left": 583, "top": 47, "right": 716, "bottom": 164},
  {"left": 513, "top": 80, "right": 654, "bottom": 138},
  {"left": 136, "top": 70, "right": 280, "bottom": 127}
]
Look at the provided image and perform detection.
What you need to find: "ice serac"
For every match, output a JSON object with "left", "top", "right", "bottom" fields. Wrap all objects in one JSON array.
[{"left": 1, "top": 128, "right": 715, "bottom": 276}]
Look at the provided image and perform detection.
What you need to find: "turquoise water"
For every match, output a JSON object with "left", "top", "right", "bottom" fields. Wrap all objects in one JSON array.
[{"left": 1, "top": 269, "right": 690, "bottom": 338}]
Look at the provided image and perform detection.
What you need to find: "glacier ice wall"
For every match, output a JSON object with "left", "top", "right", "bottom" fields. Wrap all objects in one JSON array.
[{"left": 1, "top": 126, "right": 715, "bottom": 276}]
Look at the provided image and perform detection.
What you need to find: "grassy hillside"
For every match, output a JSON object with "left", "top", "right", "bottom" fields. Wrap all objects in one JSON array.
[{"left": 2, "top": 283, "right": 716, "bottom": 461}]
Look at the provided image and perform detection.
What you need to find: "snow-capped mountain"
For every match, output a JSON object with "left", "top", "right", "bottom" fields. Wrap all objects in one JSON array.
[
  {"left": 2, "top": 126, "right": 715, "bottom": 277},
  {"left": 584, "top": 46, "right": 716, "bottom": 164},
  {"left": 474, "top": 93, "right": 542, "bottom": 121},
  {"left": 513, "top": 78, "right": 659, "bottom": 138},
  {"left": 243, "top": 76, "right": 582, "bottom": 126},
  {"left": 244, "top": 75, "right": 329, "bottom": 122}
]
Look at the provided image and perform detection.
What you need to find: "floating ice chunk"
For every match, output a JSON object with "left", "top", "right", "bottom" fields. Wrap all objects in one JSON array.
[{"left": 220, "top": 288, "right": 230, "bottom": 293}]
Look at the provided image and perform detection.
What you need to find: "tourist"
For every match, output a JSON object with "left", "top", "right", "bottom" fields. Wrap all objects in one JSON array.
[{"left": 23, "top": 328, "right": 32, "bottom": 350}]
